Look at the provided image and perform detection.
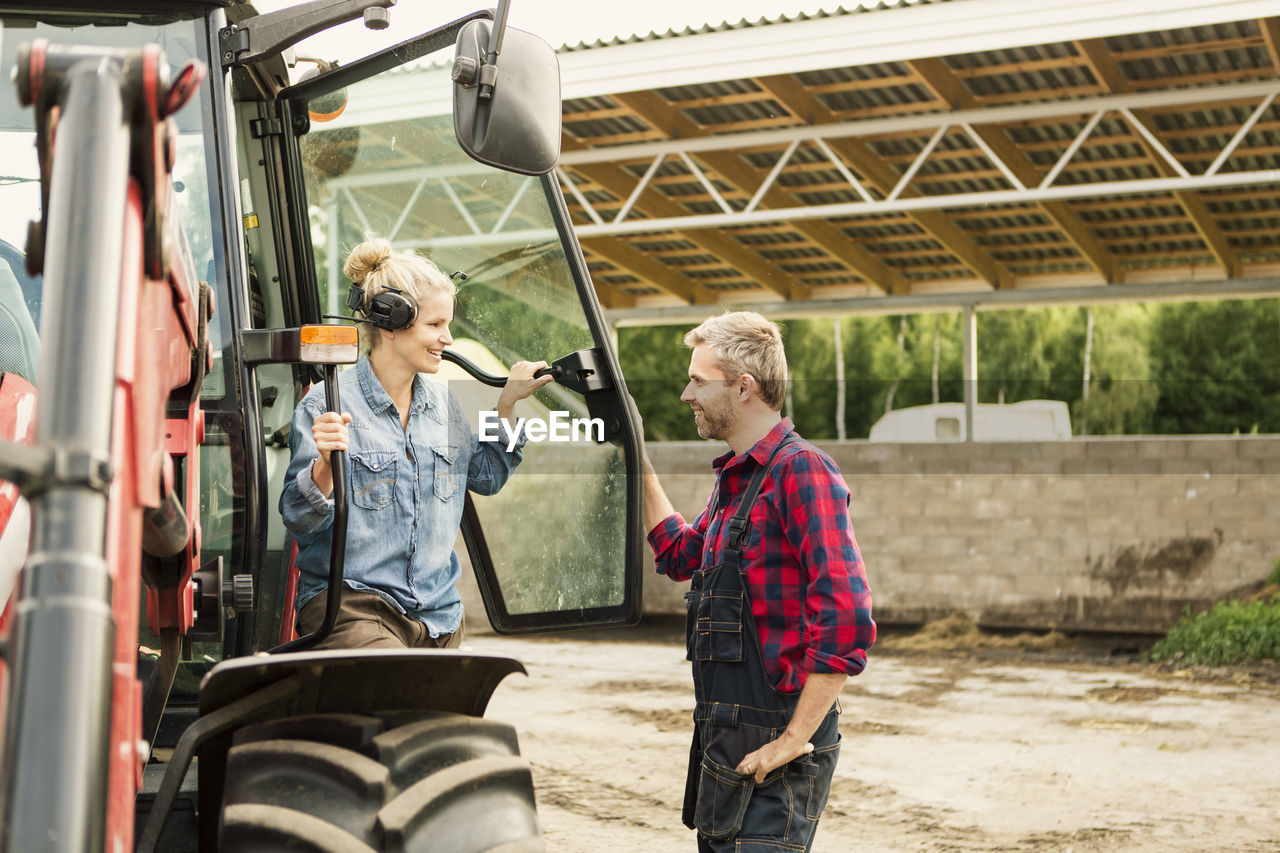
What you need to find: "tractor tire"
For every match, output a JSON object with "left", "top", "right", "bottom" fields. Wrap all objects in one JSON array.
[{"left": 218, "top": 712, "right": 543, "bottom": 852}]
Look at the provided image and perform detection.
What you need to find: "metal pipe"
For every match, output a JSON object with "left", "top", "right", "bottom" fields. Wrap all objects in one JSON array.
[
  {"left": 140, "top": 628, "right": 183, "bottom": 759},
  {"left": 604, "top": 276, "right": 1280, "bottom": 326},
  {"left": 270, "top": 365, "right": 347, "bottom": 653},
  {"left": 319, "top": 79, "right": 1280, "bottom": 190},
  {"left": 141, "top": 489, "right": 191, "bottom": 558},
  {"left": 1, "top": 58, "right": 131, "bottom": 853},
  {"left": 1206, "top": 92, "right": 1277, "bottom": 176},
  {"left": 962, "top": 305, "right": 977, "bottom": 443},
  {"left": 565, "top": 169, "right": 1280, "bottom": 238},
  {"left": 1039, "top": 109, "right": 1106, "bottom": 189},
  {"left": 554, "top": 78, "right": 1280, "bottom": 167},
  {"left": 365, "top": 168, "right": 1280, "bottom": 251},
  {"left": 477, "top": 0, "right": 511, "bottom": 101}
]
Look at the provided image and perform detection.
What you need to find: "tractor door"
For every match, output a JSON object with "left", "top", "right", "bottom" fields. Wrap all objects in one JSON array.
[{"left": 262, "top": 18, "right": 645, "bottom": 633}]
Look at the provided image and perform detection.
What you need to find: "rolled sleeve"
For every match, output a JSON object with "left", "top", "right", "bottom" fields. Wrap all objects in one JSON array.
[
  {"left": 647, "top": 512, "right": 686, "bottom": 557},
  {"left": 781, "top": 454, "right": 876, "bottom": 678},
  {"left": 295, "top": 462, "right": 334, "bottom": 516},
  {"left": 279, "top": 398, "right": 336, "bottom": 537},
  {"left": 649, "top": 511, "right": 707, "bottom": 583},
  {"left": 461, "top": 398, "right": 524, "bottom": 496}
]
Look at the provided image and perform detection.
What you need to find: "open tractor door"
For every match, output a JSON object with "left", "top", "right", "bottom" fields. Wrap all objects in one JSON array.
[{"left": 0, "top": 2, "right": 644, "bottom": 850}]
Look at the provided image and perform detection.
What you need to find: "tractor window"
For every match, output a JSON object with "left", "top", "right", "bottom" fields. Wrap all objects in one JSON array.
[
  {"left": 283, "top": 27, "right": 643, "bottom": 632},
  {"left": 0, "top": 13, "right": 223, "bottom": 382},
  {"left": 0, "top": 13, "right": 235, "bottom": 667}
]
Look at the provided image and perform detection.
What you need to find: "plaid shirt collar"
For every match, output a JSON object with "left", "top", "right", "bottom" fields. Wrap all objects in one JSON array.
[{"left": 711, "top": 417, "right": 796, "bottom": 475}]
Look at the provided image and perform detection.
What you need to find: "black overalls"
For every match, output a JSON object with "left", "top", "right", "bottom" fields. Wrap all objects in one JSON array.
[{"left": 683, "top": 435, "right": 841, "bottom": 851}]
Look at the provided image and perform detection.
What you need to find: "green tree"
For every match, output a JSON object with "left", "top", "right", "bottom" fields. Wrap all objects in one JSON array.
[
  {"left": 838, "top": 316, "right": 883, "bottom": 439},
  {"left": 617, "top": 325, "right": 699, "bottom": 441},
  {"left": 1150, "top": 298, "right": 1280, "bottom": 434},
  {"left": 870, "top": 313, "right": 963, "bottom": 415},
  {"left": 1074, "top": 303, "right": 1158, "bottom": 435},
  {"left": 977, "top": 308, "right": 1067, "bottom": 404},
  {"left": 780, "top": 318, "right": 837, "bottom": 440},
  {"left": 1042, "top": 306, "right": 1090, "bottom": 408},
  {"left": 619, "top": 297, "right": 1280, "bottom": 442}
]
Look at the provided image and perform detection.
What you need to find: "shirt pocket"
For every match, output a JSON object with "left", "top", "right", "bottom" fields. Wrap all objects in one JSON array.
[
  {"left": 432, "top": 444, "right": 460, "bottom": 502},
  {"left": 350, "top": 450, "right": 397, "bottom": 511}
]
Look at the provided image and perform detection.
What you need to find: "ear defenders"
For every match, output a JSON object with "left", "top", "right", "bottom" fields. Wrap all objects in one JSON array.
[{"left": 345, "top": 281, "right": 417, "bottom": 331}]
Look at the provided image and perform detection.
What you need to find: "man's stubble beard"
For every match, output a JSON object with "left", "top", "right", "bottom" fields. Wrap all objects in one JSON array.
[{"left": 696, "top": 395, "right": 736, "bottom": 441}]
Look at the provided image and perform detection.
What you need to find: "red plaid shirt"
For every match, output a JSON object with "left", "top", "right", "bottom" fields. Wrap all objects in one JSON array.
[{"left": 649, "top": 419, "right": 875, "bottom": 694}]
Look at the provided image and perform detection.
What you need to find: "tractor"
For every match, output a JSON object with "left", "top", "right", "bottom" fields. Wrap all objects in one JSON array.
[{"left": 0, "top": 1, "right": 644, "bottom": 849}]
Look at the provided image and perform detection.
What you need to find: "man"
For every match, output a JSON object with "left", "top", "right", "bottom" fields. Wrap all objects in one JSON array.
[{"left": 642, "top": 311, "right": 874, "bottom": 852}]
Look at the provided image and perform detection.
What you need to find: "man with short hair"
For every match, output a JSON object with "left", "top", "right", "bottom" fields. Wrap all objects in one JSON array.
[{"left": 642, "top": 311, "right": 874, "bottom": 852}]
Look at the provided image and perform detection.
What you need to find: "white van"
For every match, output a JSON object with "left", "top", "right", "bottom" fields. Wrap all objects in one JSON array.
[{"left": 869, "top": 400, "right": 1073, "bottom": 442}]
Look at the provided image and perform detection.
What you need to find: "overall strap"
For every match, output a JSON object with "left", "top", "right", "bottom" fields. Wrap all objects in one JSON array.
[{"left": 721, "top": 433, "right": 797, "bottom": 567}]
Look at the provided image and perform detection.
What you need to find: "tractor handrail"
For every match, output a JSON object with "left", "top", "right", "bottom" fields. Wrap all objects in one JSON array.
[{"left": 269, "top": 365, "right": 350, "bottom": 653}]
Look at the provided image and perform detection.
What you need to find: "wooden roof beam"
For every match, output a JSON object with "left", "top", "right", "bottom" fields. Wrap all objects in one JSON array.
[
  {"left": 582, "top": 276, "right": 638, "bottom": 310},
  {"left": 1259, "top": 17, "right": 1280, "bottom": 73},
  {"left": 907, "top": 57, "right": 1117, "bottom": 284},
  {"left": 1124, "top": 111, "right": 1242, "bottom": 277},
  {"left": 1114, "top": 34, "right": 1266, "bottom": 62},
  {"left": 951, "top": 55, "right": 1092, "bottom": 78},
  {"left": 582, "top": 236, "right": 699, "bottom": 305},
  {"left": 803, "top": 73, "right": 920, "bottom": 93},
  {"left": 564, "top": 165, "right": 800, "bottom": 301},
  {"left": 1074, "top": 39, "right": 1242, "bottom": 278},
  {"left": 755, "top": 73, "right": 1011, "bottom": 291},
  {"left": 1074, "top": 38, "right": 1127, "bottom": 93},
  {"left": 562, "top": 134, "right": 808, "bottom": 301},
  {"left": 614, "top": 89, "right": 908, "bottom": 297},
  {"left": 613, "top": 90, "right": 908, "bottom": 297}
]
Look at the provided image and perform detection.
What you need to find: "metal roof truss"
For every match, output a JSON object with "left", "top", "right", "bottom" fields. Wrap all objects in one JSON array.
[{"left": 555, "top": 79, "right": 1280, "bottom": 238}]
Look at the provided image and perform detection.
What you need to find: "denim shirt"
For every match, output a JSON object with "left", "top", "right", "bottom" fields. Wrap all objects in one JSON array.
[{"left": 279, "top": 355, "right": 523, "bottom": 637}]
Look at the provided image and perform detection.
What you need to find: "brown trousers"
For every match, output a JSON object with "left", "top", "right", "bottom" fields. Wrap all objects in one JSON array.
[{"left": 297, "top": 589, "right": 463, "bottom": 650}]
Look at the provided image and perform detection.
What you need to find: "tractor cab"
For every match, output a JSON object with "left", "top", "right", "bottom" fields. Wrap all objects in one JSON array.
[{"left": 0, "top": 2, "right": 645, "bottom": 849}]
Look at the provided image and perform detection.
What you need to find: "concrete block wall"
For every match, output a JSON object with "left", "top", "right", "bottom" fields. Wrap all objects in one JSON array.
[{"left": 643, "top": 436, "right": 1280, "bottom": 633}]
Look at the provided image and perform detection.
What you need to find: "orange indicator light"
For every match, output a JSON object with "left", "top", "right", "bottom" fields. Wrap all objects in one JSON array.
[
  {"left": 300, "top": 325, "right": 358, "bottom": 346},
  {"left": 299, "top": 324, "right": 359, "bottom": 364}
]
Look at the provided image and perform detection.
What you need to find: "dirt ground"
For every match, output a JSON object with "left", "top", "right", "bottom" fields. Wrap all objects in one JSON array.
[{"left": 465, "top": 619, "right": 1280, "bottom": 853}]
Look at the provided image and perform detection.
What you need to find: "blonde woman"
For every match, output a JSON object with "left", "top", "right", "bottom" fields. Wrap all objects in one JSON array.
[{"left": 280, "top": 237, "right": 551, "bottom": 649}]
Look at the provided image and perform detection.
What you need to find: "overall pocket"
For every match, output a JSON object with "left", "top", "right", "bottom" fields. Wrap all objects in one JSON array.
[
  {"left": 350, "top": 451, "right": 396, "bottom": 510},
  {"left": 694, "top": 588, "right": 744, "bottom": 662},
  {"left": 683, "top": 589, "right": 698, "bottom": 662},
  {"left": 695, "top": 722, "right": 779, "bottom": 841},
  {"left": 431, "top": 444, "right": 459, "bottom": 501},
  {"left": 803, "top": 736, "right": 840, "bottom": 820},
  {"left": 693, "top": 756, "right": 753, "bottom": 841}
]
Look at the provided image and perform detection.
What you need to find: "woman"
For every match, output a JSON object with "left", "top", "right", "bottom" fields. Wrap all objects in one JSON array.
[{"left": 279, "top": 237, "right": 551, "bottom": 649}]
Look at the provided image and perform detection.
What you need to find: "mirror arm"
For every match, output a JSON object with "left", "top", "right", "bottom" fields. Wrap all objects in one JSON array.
[
  {"left": 220, "top": 0, "right": 397, "bottom": 68},
  {"left": 478, "top": 0, "right": 512, "bottom": 100}
]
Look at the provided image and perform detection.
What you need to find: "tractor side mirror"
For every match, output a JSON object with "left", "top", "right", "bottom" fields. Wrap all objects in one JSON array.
[{"left": 451, "top": 19, "right": 561, "bottom": 176}]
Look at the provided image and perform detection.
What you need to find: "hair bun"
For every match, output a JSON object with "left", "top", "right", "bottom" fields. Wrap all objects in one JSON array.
[{"left": 343, "top": 237, "right": 393, "bottom": 283}]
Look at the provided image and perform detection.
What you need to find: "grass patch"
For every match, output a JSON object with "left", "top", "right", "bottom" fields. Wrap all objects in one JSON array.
[{"left": 1150, "top": 594, "right": 1280, "bottom": 666}]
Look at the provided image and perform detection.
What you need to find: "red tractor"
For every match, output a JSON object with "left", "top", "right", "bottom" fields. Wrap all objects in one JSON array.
[{"left": 0, "top": 2, "right": 644, "bottom": 850}]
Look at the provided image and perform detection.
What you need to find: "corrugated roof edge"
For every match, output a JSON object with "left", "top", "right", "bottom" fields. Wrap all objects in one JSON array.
[{"left": 558, "top": 0, "right": 951, "bottom": 53}]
